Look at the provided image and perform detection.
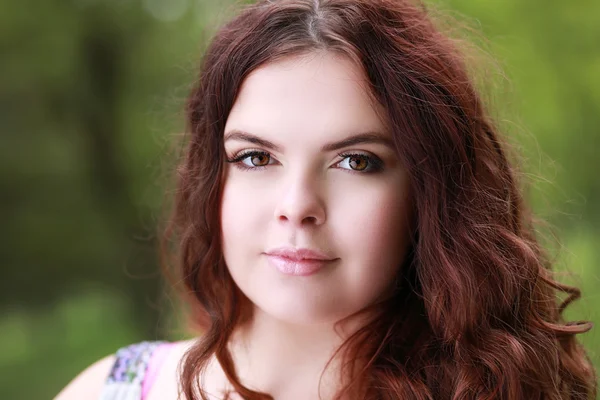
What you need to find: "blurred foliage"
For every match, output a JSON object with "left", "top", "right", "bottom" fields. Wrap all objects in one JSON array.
[{"left": 0, "top": 0, "right": 598, "bottom": 398}]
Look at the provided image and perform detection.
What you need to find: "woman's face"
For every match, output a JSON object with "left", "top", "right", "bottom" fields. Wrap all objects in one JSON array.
[{"left": 221, "top": 52, "right": 412, "bottom": 325}]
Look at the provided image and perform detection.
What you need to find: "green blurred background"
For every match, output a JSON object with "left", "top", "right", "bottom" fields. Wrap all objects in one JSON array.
[{"left": 1, "top": 0, "right": 598, "bottom": 398}]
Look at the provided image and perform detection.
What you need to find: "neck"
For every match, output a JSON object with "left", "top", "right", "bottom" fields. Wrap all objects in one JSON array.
[{"left": 225, "top": 307, "right": 363, "bottom": 400}]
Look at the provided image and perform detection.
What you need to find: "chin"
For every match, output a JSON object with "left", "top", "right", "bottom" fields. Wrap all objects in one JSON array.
[{"left": 249, "top": 292, "right": 360, "bottom": 326}]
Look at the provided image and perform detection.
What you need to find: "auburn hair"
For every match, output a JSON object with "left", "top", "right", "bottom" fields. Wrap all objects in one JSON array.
[{"left": 165, "top": 0, "right": 597, "bottom": 398}]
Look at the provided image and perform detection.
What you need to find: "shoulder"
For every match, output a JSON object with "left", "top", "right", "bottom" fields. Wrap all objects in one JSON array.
[
  {"left": 54, "top": 354, "right": 116, "bottom": 400},
  {"left": 54, "top": 341, "right": 169, "bottom": 400},
  {"left": 144, "top": 339, "right": 198, "bottom": 400}
]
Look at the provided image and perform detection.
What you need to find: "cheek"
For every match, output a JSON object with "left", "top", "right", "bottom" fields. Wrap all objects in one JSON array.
[
  {"left": 221, "top": 180, "right": 250, "bottom": 254},
  {"left": 339, "top": 178, "right": 410, "bottom": 248},
  {"left": 334, "top": 180, "right": 412, "bottom": 294},
  {"left": 220, "top": 174, "right": 271, "bottom": 262},
  {"left": 364, "top": 193, "right": 410, "bottom": 253}
]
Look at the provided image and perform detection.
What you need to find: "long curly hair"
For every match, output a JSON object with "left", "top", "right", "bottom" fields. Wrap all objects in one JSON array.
[{"left": 165, "top": 0, "right": 597, "bottom": 398}]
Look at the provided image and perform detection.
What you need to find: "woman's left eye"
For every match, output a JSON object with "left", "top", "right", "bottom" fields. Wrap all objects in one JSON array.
[{"left": 337, "top": 153, "right": 384, "bottom": 173}]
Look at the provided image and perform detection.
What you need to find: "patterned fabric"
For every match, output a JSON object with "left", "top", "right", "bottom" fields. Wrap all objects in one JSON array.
[{"left": 99, "top": 341, "right": 166, "bottom": 400}]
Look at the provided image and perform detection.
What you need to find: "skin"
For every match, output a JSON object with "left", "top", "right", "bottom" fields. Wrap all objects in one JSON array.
[
  {"left": 222, "top": 51, "right": 412, "bottom": 326},
  {"left": 220, "top": 51, "right": 413, "bottom": 398},
  {"left": 56, "top": 51, "right": 413, "bottom": 400}
]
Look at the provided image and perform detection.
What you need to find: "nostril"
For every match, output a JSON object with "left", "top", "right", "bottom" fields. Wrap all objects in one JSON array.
[{"left": 303, "top": 216, "right": 318, "bottom": 224}]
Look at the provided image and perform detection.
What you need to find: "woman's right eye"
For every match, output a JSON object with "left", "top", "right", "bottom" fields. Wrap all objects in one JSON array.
[{"left": 226, "top": 150, "right": 275, "bottom": 170}]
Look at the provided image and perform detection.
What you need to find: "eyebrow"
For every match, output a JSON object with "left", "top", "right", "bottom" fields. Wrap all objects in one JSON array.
[{"left": 224, "top": 129, "right": 395, "bottom": 152}]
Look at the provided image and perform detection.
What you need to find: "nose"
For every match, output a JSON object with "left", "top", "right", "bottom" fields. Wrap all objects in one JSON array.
[{"left": 273, "top": 172, "right": 326, "bottom": 227}]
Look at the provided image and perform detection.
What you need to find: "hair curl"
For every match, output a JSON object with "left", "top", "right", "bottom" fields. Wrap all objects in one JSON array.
[{"left": 165, "top": 0, "right": 597, "bottom": 398}]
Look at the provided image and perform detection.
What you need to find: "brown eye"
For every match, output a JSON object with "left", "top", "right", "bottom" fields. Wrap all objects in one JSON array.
[
  {"left": 337, "top": 153, "right": 384, "bottom": 173},
  {"left": 226, "top": 150, "right": 275, "bottom": 171},
  {"left": 348, "top": 155, "right": 368, "bottom": 171},
  {"left": 250, "top": 153, "right": 270, "bottom": 166}
]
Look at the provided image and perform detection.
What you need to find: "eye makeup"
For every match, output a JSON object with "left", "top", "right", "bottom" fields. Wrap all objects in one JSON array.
[{"left": 225, "top": 150, "right": 385, "bottom": 174}]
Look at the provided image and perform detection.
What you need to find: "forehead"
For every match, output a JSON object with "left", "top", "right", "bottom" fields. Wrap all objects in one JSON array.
[{"left": 224, "top": 52, "right": 388, "bottom": 146}]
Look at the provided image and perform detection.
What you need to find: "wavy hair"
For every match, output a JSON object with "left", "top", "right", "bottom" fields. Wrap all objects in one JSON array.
[{"left": 165, "top": 0, "right": 597, "bottom": 398}]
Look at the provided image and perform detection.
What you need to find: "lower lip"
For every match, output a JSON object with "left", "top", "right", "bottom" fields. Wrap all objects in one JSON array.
[{"left": 266, "top": 255, "right": 333, "bottom": 276}]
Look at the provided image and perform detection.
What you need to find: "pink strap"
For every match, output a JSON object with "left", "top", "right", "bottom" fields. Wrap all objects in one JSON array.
[{"left": 141, "top": 342, "right": 176, "bottom": 399}]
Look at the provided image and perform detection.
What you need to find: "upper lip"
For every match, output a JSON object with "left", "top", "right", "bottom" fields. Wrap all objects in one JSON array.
[{"left": 265, "top": 247, "right": 336, "bottom": 261}]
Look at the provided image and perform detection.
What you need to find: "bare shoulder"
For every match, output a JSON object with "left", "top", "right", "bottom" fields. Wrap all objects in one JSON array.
[
  {"left": 144, "top": 337, "right": 230, "bottom": 400},
  {"left": 145, "top": 339, "right": 198, "bottom": 400},
  {"left": 54, "top": 354, "right": 115, "bottom": 400}
]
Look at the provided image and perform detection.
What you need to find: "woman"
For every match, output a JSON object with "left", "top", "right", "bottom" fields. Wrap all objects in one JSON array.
[{"left": 56, "top": 0, "right": 596, "bottom": 399}]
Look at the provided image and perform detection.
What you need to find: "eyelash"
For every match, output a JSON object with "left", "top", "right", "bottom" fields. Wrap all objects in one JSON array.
[{"left": 225, "top": 150, "right": 384, "bottom": 174}]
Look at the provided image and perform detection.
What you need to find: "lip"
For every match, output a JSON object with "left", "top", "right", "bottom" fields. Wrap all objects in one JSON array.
[
  {"left": 264, "top": 247, "right": 337, "bottom": 276},
  {"left": 265, "top": 247, "right": 335, "bottom": 261}
]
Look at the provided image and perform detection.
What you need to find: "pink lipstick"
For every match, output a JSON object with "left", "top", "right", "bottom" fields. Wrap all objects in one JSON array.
[{"left": 264, "top": 247, "right": 337, "bottom": 276}]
